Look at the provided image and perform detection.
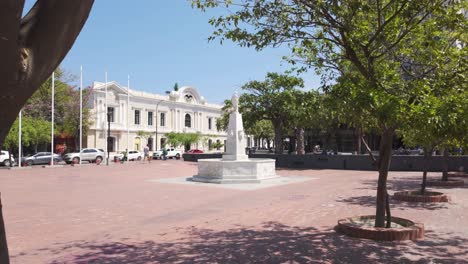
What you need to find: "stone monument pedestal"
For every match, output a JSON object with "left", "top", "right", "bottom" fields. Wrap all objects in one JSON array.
[
  {"left": 189, "top": 92, "right": 278, "bottom": 184},
  {"left": 191, "top": 158, "right": 277, "bottom": 184}
]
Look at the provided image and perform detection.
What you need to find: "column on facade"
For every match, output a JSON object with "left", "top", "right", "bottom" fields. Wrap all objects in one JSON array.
[
  {"left": 119, "top": 102, "right": 122, "bottom": 124},
  {"left": 177, "top": 110, "right": 180, "bottom": 132},
  {"left": 173, "top": 109, "right": 176, "bottom": 131},
  {"left": 194, "top": 111, "right": 197, "bottom": 130},
  {"left": 174, "top": 110, "right": 177, "bottom": 131},
  {"left": 96, "top": 100, "right": 100, "bottom": 129},
  {"left": 199, "top": 113, "right": 202, "bottom": 132},
  {"left": 170, "top": 109, "right": 174, "bottom": 131}
]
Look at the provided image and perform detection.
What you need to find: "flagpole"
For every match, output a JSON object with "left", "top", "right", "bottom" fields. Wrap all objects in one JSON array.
[
  {"left": 18, "top": 110, "right": 22, "bottom": 168},
  {"left": 105, "top": 72, "right": 108, "bottom": 165},
  {"left": 127, "top": 75, "right": 130, "bottom": 157},
  {"left": 79, "top": 65, "right": 83, "bottom": 165},
  {"left": 51, "top": 72, "right": 55, "bottom": 166}
]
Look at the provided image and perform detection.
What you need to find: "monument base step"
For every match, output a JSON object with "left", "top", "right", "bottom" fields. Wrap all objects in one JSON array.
[{"left": 190, "top": 175, "right": 279, "bottom": 184}]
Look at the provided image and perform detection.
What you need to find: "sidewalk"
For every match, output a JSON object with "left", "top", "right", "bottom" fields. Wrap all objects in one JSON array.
[{"left": 1, "top": 161, "right": 467, "bottom": 263}]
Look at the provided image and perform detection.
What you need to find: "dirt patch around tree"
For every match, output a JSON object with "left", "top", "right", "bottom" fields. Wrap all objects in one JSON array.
[
  {"left": 393, "top": 190, "right": 450, "bottom": 203},
  {"left": 336, "top": 215, "right": 424, "bottom": 241}
]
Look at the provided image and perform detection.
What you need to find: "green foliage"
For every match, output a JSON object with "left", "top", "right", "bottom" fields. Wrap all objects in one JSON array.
[
  {"left": 136, "top": 130, "right": 153, "bottom": 140},
  {"left": 211, "top": 140, "right": 224, "bottom": 150},
  {"left": 239, "top": 72, "right": 304, "bottom": 153},
  {"left": 4, "top": 116, "right": 51, "bottom": 151},
  {"left": 193, "top": 0, "right": 466, "bottom": 130},
  {"left": 216, "top": 99, "right": 233, "bottom": 132},
  {"left": 165, "top": 132, "right": 202, "bottom": 148},
  {"left": 22, "top": 67, "right": 93, "bottom": 146},
  {"left": 245, "top": 119, "right": 274, "bottom": 142}
]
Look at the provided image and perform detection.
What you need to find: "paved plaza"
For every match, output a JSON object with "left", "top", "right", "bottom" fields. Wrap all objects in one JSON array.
[{"left": 0, "top": 160, "right": 467, "bottom": 263}]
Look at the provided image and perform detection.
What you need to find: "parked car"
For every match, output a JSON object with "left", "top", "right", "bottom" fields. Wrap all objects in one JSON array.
[
  {"left": 185, "top": 149, "right": 204, "bottom": 154},
  {"left": 0, "top": 150, "right": 15, "bottom": 167},
  {"left": 113, "top": 150, "right": 142, "bottom": 161},
  {"left": 152, "top": 148, "right": 182, "bottom": 159},
  {"left": 63, "top": 148, "right": 105, "bottom": 164},
  {"left": 22, "top": 152, "right": 63, "bottom": 166}
]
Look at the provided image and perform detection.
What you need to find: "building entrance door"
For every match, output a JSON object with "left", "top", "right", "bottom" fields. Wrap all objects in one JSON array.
[{"left": 135, "top": 137, "right": 141, "bottom": 151}]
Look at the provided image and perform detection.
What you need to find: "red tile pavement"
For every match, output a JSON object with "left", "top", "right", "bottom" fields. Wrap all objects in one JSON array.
[{"left": 0, "top": 160, "right": 467, "bottom": 263}]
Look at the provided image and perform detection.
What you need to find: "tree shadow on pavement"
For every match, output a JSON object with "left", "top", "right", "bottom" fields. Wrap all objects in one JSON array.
[
  {"left": 337, "top": 195, "right": 450, "bottom": 211},
  {"left": 39, "top": 222, "right": 468, "bottom": 264}
]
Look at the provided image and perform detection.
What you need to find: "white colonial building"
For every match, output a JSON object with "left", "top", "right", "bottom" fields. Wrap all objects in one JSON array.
[{"left": 86, "top": 81, "right": 227, "bottom": 153}]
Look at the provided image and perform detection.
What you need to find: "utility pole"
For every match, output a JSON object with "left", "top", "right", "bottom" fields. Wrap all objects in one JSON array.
[{"left": 107, "top": 112, "right": 111, "bottom": 166}]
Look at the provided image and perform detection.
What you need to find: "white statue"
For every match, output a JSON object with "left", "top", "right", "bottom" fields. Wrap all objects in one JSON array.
[{"left": 232, "top": 92, "right": 239, "bottom": 112}]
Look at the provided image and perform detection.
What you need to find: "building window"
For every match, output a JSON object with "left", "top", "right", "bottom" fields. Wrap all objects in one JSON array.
[
  {"left": 107, "top": 107, "right": 114, "bottom": 122},
  {"left": 185, "top": 114, "right": 191, "bottom": 128},
  {"left": 148, "top": 112, "right": 153, "bottom": 126},
  {"left": 135, "top": 110, "right": 140, "bottom": 125},
  {"left": 208, "top": 139, "right": 213, "bottom": 150},
  {"left": 208, "top": 117, "right": 212, "bottom": 130},
  {"left": 160, "top": 112, "right": 166, "bottom": 127}
]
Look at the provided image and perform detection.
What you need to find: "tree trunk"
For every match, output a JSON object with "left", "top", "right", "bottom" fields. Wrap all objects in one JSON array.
[
  {"left": 273, "top": 124, "right": 283, "bottom": 154},
  {"left": 296, "top": 128, "right": 305, "bottom": 155},
  {"left": 442, "top": 148, "right": 449, "bottom": 181},
  {"left": 375, "top": 129, "right": 394, "bottom": 228},
  {"left": 0, "top": 194, "right": 9, "bottom": 264},
  {"left": 421, "top": 148, "right": 432, "bottom": 195},
  {"left": 385, "top": 191, "right": 391, "bottom": 228},
  {"left": 0, "top": 2, "right": 94, "bottom": 262}
]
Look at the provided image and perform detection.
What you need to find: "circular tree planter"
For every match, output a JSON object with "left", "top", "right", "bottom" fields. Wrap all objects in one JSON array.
[
  {"left": 393, "top": 190, "right": 450, "bottom": 203},
  {"left": 337, "top": 215, "right": 424, "bottom": 241},
  {"left": 426, "top": 178, "right": 464, "bottom": 187},
  {"left": 448, "top": 172, "right": 468, "bottom": 178}
]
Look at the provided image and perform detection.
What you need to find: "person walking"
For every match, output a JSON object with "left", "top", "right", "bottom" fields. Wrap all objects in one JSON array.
[
  {"left": 143, "top": 145, "right": 150, "bottom": 163},
  {"left": 162, "top": 147, "right": 168, "bottom": 160}
]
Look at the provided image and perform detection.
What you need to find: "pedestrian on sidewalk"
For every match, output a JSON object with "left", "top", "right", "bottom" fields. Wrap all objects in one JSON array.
[
  {"left": 143, "top": 145, "right": 150, "bottom": 163},
  {"left": 162, "top": 147, "right": 168, "bottom": 160}
]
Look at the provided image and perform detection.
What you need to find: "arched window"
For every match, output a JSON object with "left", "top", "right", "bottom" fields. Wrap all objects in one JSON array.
[{"left": 185, "top": 114, "right": 191, "bottom": 128}]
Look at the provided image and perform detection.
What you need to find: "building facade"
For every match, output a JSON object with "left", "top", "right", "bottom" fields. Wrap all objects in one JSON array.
[{"left": 86, "top": 81, "right": 227, "bottom": 153}]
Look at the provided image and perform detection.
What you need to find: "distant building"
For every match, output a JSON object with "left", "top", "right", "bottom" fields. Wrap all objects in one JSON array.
[{"left": 86, "top": 81, "right": 226, "bottom": 152}]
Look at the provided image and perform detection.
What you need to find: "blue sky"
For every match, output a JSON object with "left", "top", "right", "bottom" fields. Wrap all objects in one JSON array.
[{"left": 24, "top": 1, "right": 320, "bottom": 104}]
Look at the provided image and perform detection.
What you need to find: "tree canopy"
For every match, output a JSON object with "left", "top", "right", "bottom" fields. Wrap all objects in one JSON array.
[
  {"left": 165, "top": 132, "right": 202, "bottom": 150},
  {"left": 240, "top": 72, "right": 304, "bottom": 153}
]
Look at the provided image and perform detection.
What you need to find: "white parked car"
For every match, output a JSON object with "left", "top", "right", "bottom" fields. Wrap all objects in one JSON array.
[
  {"left": 0, "top": 150, "right": 16, "bottom": 166},
  {"left": 152, "top": 148, "right": 182, "bottom": 159},
  {"left": 63, "top": 148, "right": 105, "bottom": 164},
  {"left": 113, "top": 150, "right": 142, "bottom": 161}
]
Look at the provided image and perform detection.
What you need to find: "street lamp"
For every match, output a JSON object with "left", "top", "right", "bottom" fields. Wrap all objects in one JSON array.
[{"left": 107, "top": 112, "right": 111, "bottom": 165}]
